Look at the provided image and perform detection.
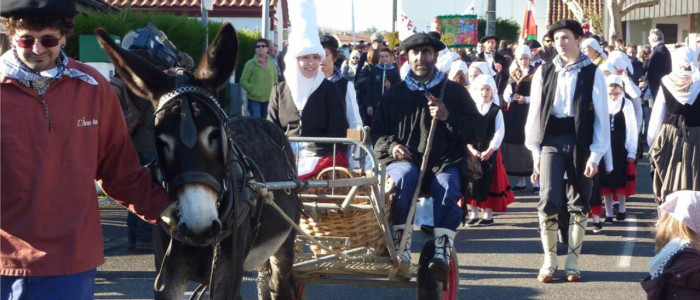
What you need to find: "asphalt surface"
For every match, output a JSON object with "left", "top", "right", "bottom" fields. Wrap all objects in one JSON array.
[{"left": 97, "top": 160, "right": 657, "bottom": 300}]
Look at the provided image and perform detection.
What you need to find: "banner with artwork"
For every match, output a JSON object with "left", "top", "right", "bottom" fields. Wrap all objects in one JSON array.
[{"left": 435, "top": 15, "right": 478, "bottom": 48}]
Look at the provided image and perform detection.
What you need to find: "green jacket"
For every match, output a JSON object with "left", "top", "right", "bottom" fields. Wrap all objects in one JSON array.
[{"left": 240, "top": 56, "right": 278, "bottom": 102}]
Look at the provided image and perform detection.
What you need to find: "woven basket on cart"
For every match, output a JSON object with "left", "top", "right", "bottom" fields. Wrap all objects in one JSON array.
[{"left": 299, "top": 167, "right": 394, "bottom": 255}]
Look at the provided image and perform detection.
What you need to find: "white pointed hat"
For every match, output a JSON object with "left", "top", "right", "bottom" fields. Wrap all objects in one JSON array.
[{"left": 286, "top": 0, "right": 325, "bottom": 61}]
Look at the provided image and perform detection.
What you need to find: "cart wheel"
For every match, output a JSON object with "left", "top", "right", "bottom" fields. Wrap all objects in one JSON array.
[{"left": 417, "top": 240, "right": 459, "bottom": 300}]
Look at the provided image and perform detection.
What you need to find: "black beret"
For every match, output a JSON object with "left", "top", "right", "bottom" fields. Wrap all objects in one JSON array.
[
  {"left": 546, "top": 19, "right": 584, "bottom": 39},
  {"left": 319, "top": 34, "right": 339, "bottom": 50},
  {"left": 1, "top": 0, "right": 76, "bottom": 19},
  {"left": 479, "top": 35, "right": 498, "bottom": 43},
  {"left": 399, "top": 33, "right": 446, "bottom": 52},
  {"left": 525, "top": 40, "right": 542, "bottom": 49}
]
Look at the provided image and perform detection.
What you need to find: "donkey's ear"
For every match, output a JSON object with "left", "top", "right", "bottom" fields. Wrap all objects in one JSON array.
[
  {"left": 95, "top": 28, "right": 172, "bottom": 104},
  {"left": 195, "top": 23, "right": 238, "bottom": 92}
]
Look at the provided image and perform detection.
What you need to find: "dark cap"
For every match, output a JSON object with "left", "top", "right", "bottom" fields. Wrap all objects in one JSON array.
[
  {"left": 479, "top": 35, "right": 498, "bottom": 43},
  {"left": 400, "top": 33, "right": 446, "bottom": 52},
  {"left": 546, "top": 19, "right": 584, "bottom": 39},
  {"left": 525, "top": 40, "right": 542, "bottom": 49},
  {"left": 320, "top": 34, "right": 339, "bottom": 51},
  {"left": 1, "top": 0, "right": 76, "bottom": 19},
  {"left": 427, "top": 31, "right": 441, "bottom": 41}
]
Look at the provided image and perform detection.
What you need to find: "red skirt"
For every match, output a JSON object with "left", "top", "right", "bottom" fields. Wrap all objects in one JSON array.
[
  {"left": 298, "top": 152, "right": 349, "bottom": 180},
  {"left": 467, "top": 150, "right": 515, "bottom": 212},
  {"left": 600, "top": 161, "right": 637, "bottom": 197}
]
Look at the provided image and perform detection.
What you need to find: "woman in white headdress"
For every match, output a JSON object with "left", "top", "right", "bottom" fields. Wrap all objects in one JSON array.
[
  {"left": 267, "top": 0, "right": 349, "bottom": 180},
  {"left": 466, "top": 61, "right": 497, "bottom": 89},
  {"left": 448, "top": 60, "right": 468, "bottom": 87},
  {"left": 582, "top": 38, "right": 607, "bottom": 66},
  {"left": 647, "top": 47, "right": 700, "bottom": 203},
  {"left": 501, "top": 45, "right": 537, "bottom": 191},
  {"left": 465, "top": 75, "right": 515, "bottom": 227},
  {"left": 608, "top": 50, "right": 644, "bottom": 137}
]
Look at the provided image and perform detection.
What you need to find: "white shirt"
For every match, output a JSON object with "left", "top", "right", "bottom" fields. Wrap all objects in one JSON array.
[
  {"left": 525, "top": 57, "right": 610, "bottom": 166},
  {"left": 344, "top": 81, "right": 363, "bottom": 129},
  {"left": 606, "top": 98, "right": 638, "bottom": 159},
  {"left": 473, "top": 102, "right": 505, "bottom": 151}
]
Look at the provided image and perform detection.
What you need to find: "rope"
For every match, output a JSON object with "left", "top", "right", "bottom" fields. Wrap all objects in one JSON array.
[{"left": 249, "top": 182, "right": 351, "bottom": 260}]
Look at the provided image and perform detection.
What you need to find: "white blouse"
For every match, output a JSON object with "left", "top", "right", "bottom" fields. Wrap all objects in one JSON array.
[{"left": 525, "top": 60, "right": 610, "bottom": 165}]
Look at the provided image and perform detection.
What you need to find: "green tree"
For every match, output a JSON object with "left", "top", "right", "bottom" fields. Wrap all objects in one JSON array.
[{"left": 477, "top": 18, "right": 520, "bottom": 43}]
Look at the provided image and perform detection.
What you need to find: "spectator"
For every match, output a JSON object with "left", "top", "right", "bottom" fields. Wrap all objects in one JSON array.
[
  {"left": 539, "top": 35, "right": 558, "bottom": 64},
  {"left": 0, "top": 1, "right": 172, "bottom": 298},
  {"left": 269, "top": 41, "right": 284, "bottom": 82},
  {"left": 615, "top": 38, "right": 626, "bottom": 51},
  {"left": 641, "top": 190, "right": 700, "bottom": 300},
  {"left": 340, "top": 49, "right": 361, "bottom": 81},
  {"left": 110, "top": 24, "right": 184, "bottom": 252},
  {"left": 626, "top": 42, "right": 644, "bottom": 83},
  {"left": 357, "top": 47, "right": 400, "bottom": 125},
  {"left": 240, "top": 38, "right": 278, "bottom": 118},
  {"left": 354, "top": 33, "right": 384, "bottom": 81},
  {"left": 647, "top": 29, "right": 673, "bottom": 102}
]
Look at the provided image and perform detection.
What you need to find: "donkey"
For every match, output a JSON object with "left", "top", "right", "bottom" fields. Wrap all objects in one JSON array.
[{"left": 96, "top": 23, "right": 301, "bottom": 300}]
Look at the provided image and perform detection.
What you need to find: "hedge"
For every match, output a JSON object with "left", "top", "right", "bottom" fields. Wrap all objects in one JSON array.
[
  {"left": 70, "top": 9, "right": 260, "bottom": 83},
  {"left": 68, "top": 9, "right": 263, "bottom": 108},
  {"left": 477, "top": 18, "right": 520, "bottom": 43}
]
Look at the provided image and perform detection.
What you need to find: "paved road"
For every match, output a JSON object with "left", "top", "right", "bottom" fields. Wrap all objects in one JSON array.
[{"left": 97, "top": 161, "right": 657, "bottom": 299}]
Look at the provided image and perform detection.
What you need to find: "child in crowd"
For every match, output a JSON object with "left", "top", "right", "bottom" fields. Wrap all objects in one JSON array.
[
  {"left": 465, "top": 75, "right": 515, "bottom": 226},
  {"left": 600, "top": 76, "right": 638, "bottom": 224},
  {"left": 642, "top": 191, "right": 700, "bottom": 299}
]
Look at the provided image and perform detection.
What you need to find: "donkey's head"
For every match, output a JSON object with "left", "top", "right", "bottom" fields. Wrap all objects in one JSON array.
[{"left": 97, "top": 24, "right": 238, "bottom": 242}]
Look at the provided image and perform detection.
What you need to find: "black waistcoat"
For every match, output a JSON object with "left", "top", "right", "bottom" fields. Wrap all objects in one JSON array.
[
  {"left": 662, "top": 84, "right": 700, "bottom": 127},
  {"left": 539, "top": 63, "right": 597, "bottom": 149},
  {"left": 476, "top": 103, "right": 501, "bottom": 152}
]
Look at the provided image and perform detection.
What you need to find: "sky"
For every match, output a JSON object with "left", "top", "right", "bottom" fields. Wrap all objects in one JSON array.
[{"left": 315, "top": 0, "right": 548, "bottom": 37}]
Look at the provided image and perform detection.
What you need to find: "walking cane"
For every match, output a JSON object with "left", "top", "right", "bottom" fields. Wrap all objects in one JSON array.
[{"left": 395, "top": 87, "right": 441, "bottom": 262}]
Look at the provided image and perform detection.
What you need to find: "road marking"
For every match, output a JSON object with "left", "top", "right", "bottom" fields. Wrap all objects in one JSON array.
[{"left": 617, "top": 215, "right": 638, "bottom": 268}]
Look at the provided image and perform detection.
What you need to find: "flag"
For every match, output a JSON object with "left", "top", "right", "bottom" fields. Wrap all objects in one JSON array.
[
  {"left": 519, "top": 0, "right": 537, "bottom": 42},
  {"left": 398, "top": 1, "right": 418, "bottom": 41}
]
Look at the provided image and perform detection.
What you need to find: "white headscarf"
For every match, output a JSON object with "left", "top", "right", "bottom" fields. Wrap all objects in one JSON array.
[
  {"left": 661, "top": 47, "right": 700, "bottom": 105},
  {"left": 582, "top": 38, "right": 607, "bottom": 59},
  {"left": 283, "top": 0, "right": 326, "bottom": 111},
  {"left": 438, "top": 51, "right": 461, "bottom": 73},
  {"left": 469, "top": 74, "right": 499, "bottom": 113},
  {"left": 510, "top": 45, "right": 531, "bottom": 73},
  {"left": 448, "top": 60, "right": 468, "bottom": 81},
  {"left": 468, "top": 61, "right": 497, "bottom": 77},
  {"left": 660, "top": 191, "right": 700, "bottom": 233},
  {"left": 607, "top": 50, "right": 633, "bottom": 74}
]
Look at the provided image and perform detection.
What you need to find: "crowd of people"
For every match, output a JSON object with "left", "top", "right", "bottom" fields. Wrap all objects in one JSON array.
[{"left": 2, "top": 0, "right": 700, "bottom": 298}]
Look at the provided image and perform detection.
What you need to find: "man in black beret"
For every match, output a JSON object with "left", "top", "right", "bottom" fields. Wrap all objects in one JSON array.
[
  {"left": 476, "top": 35, "right": 510, "bottom": 104},
  {"left": 371, "top": 32, "right": 485, "bottom": 282},
  {"left": 524, "top": 19, "right": 610, "bottom": 283},
  {"left": 525, "top": 39, "right": 545, "bottom": 66},
  {"left": 0, "top": 1, "right": 173, "bottom": 297}
]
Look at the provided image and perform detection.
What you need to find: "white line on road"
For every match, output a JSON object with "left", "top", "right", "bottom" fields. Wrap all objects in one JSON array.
[{"left": 617, "top": 215, "right": 638, "bottom": 268}]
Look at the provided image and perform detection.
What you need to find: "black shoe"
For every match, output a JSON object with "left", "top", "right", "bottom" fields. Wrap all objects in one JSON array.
[
  {"left": 420, "top": 225, "right": 434, "bottom": 235},
  {"left": 592, "top": 222, "right": 603, "bottom": 233},
  {"left": 466, "top": 218, "right": 480, "bottom": 227},
  {"left": 533, "top": 186, "right": 540, "bottom": 193},
  {"left": 604, "top": 217, "right": 614, "bottom": 224},
  {"left": 428, "top": 257, "right": 450, "bottom": 283},
  {"left": 512, "top": 185, "right": 526, "bottom": 191},
  {"left": 616, "top": 212, "right": 627, "bottom": 221},
  {"left": 477, "top": 218, "right": 494, "bottom": 226}
]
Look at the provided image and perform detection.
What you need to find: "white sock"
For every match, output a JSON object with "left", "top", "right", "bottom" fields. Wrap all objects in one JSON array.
[
  {"left": 593, "top": 215, "right": 601, "bottom": 223},
  {"left": 618, "top": 196, "right": 626, "bottom": 213},
  {"left": 483, "top": 208, "right": 493, "bottom": 220},
  {"left": 603, "top": 194, "right": 614, "bottom": 217},
  {"left": 469, "top": 205, "right": 479, "bottom": 220}
]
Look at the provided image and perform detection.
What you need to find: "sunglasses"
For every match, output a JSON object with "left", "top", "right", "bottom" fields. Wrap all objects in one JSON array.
[
  {"left": 15, "top": 35, "right": 61, "bottom": 49},
  {"left": 255, "top": 45, "right": 268, "bottom": 48}
]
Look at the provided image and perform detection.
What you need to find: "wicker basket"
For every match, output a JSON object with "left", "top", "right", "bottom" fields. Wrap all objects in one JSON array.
[{"left": 299, "top": 167, "right": 393, "bottom": 255}]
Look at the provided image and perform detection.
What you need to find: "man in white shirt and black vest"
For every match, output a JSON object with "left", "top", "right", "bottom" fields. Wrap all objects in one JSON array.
[{"left": 524, "top": 19, "right": 610, "bottom": 283}]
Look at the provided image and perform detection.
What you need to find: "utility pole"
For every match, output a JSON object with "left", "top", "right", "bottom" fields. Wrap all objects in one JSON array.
[
  {"left": 201, "top": 0, "right": 210, "bottom": 54},
  {"left": 351, "top": 0, "right": 356, "bottom": 44},
  {"left": 486, "top": 0, "right": 496, "bottom": 36},
  {"left": 392, "top": 0, "right": 397, "bottom": 32},
  {"left": 262, "top": 0, "right": 270, "bottom": 39}
]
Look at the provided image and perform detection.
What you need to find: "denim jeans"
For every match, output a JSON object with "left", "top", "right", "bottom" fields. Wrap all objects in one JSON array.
[
  {"left": 1, "top": 269, "right": 96, "bottom": 300},
  {"left": 248, "top": 99, "right": 269, "bottom": 118}
]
